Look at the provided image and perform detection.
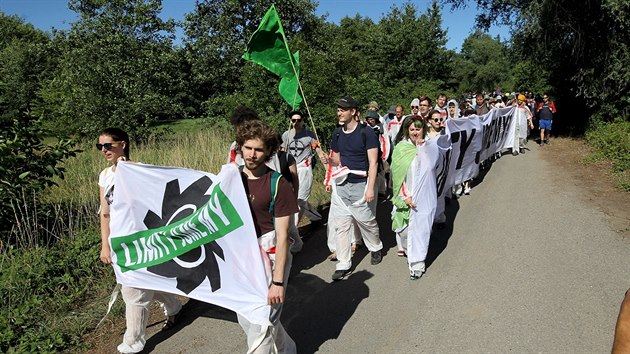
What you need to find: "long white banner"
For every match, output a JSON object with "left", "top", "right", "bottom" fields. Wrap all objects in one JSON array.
[
  {"left": 109, "top": 162, "right": 271, "bottom": 327},
  {"left": 442, "top": 106, "right": 522, "bottom": 187}
]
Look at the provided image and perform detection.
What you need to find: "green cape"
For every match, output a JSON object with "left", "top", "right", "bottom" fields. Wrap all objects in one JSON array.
[{"left": 390, "top": 140, "right": 417, "bottom": 230}]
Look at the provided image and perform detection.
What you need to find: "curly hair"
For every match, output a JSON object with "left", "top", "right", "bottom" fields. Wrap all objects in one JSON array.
[
  {"left": 230, "top": 105, "right": 259, "bottom": 127},
  {"left": 235, "top": 120, "right": 279, "bottom": 162}
]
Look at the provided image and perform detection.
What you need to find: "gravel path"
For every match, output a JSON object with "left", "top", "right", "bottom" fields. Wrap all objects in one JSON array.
[{"left": 143, "top": 145, "right": 629, "bottom": 353}]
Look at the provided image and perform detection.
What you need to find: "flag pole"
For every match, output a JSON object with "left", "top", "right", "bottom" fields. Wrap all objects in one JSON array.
[{"left": 274, "top": 6, "right": 322, "bottom": 145}]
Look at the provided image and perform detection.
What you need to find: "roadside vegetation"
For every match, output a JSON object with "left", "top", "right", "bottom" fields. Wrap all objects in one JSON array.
[{"left": 1, "top": 0, "right": 628, "bottom": 352}]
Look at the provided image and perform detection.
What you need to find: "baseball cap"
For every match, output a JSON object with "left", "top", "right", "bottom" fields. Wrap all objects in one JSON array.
[
  {"left": 337, "top": 96, "right": 359, "bottom": 108},
  {"left": 388, "top": 105, "right": 396, "bottom": 114}
]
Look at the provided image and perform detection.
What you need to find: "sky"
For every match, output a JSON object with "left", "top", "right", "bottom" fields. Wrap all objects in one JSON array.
[{"left": 0, "top": 0, "right": 509, "bottom": 51}]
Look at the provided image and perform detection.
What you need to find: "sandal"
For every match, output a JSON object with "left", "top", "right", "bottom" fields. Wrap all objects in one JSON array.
[
  {"left": 162, "top": 315, "right": 177, "bottom": 331},
  {"left": 351, "top": 243, "right": 360, "bottom": 255}
]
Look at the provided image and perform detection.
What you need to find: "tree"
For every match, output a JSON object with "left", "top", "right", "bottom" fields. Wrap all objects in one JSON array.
[
  {"left": 40, "top": 0, "right": 183, "bottom": 140},
  {"left": 452, "top": 31, "right": 510, "bottom": 93},
  {"left": 445, "top": 0, "right": 630, "bottom": 132},
  {"left": 181, "top": 0, "right": 320, "bottom": 119}
]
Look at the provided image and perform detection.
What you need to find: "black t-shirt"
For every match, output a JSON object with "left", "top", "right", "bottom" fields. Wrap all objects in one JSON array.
[{"left": 241, "top": 168, "right": 298, "bottom": 237}]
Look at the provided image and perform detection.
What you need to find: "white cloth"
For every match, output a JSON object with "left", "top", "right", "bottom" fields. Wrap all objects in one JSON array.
[
  {"left": 237, "top": 249, "right": 296, "bottom": 354},
  {"left": 407, "top": 137, "right": 448, "bottom": 268},
  {"left": 329, "top": 169, "right": 383, "bottom": 271},
  {"left": 118, "top": 286, "right": 182, "bottom": 353}
]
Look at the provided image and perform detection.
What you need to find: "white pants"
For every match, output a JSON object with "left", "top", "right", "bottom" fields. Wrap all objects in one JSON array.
[
  {"left": 119, "top": 286, "right": 181, "bottom": 353},
  {"left": 333, "top": 181, "right": 383, "bottom": 271},
  {"left": 237, "top": 252, "right": 296, "bottom": 354},
  {"left": 397, "top": 227, "right": 425, "bottom": 276}
]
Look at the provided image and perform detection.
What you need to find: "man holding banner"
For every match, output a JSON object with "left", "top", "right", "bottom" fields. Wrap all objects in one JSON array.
[{"left": 236, "top": 120, "right": 297, "bottom": 353}]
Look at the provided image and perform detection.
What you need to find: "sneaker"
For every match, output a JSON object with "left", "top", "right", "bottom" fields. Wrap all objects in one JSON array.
[
  {"left": 370, "top": 250, "right": 382, "bottom": 265},
  {"left": 117, "top": 342, "right": 143, "bottom": 354},
  {"left": 397, "top": 250, "right": 406, "bottom": 257},
  {"left": 464, "top": 187, "right": 471, "bottom": 195},
  {"left": 409, "top": 270, "right": 423, "bottom": 280},
  {"left": 512, "top": 150, "right": 518, "bottom": 156},
  {"left": 332, "top": 268, "right": 351, "bottom": 281}
]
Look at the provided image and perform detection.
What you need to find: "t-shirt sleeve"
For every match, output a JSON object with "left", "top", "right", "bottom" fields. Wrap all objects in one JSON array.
[
  {"left": 274, "top": 177, "right": 299, "bottom": 218},
  {"left": 282, "top": 131, "right": 289, "bottom": 146},
  {"left": 364, "top": 126, "right": 379, "bottom": 150},
  {"left": 98, "top": 168, "right": 109, "bottom": 188}
]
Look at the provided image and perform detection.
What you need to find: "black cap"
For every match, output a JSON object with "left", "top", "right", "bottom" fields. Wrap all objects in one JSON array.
[{"left": 337, "top": 96, "right": 359, "bottom": 108}]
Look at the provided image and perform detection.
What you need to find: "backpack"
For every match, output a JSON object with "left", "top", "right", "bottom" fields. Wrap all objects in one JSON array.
[{"left": 332, "top": 123, "right": 383, "bottom": 173}]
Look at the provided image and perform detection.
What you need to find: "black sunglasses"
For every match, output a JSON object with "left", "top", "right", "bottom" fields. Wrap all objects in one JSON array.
[
  {"left": 411, "top": 105, "right": 419, "bottom": 109},
  {"left": 432, "top": 117, "right": 445, "bottom": 122},
  {"left": 291, "top": 118, "right": 302, "bottom": 123},
  {"left": 96, "top": 142, "right": 118, "bottom": 150}
]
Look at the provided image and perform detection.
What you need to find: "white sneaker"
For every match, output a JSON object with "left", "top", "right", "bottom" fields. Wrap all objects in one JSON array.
[{"left": 464, "top": 187, "right": 471, "bottom": 195}]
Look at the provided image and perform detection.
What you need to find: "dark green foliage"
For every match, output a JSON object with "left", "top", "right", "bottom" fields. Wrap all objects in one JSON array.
[
  {"left": 446, "top": 0, "right": 630, "bottom": 133},
  {"left": 0, "top": 117, "right": 80, "bottom": 239},
  {"left": 0, "top": 228, "right": 111, "bottom": 353},
  {"left": 40, "top": 0, "right": 183, "bottom": 141}
]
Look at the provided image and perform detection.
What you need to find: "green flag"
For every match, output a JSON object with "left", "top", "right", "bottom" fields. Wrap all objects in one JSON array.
[{"left": 242, "top": 5, "right": 303, "bottom": 109}]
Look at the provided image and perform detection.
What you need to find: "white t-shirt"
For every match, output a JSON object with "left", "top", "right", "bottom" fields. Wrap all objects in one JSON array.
[{"left": 98, "top": 166, "right": 115, "bottom": 206}]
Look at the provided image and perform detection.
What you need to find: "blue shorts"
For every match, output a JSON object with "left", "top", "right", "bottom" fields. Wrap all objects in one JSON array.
[{"left": 539, "top": 119, "right": 552, "bottom": 130}]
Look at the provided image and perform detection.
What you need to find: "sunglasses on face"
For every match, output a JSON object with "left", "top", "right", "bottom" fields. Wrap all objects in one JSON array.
[
  {"left": 432, "top": 117, "right": 445, "bottom": 122},
  {"left": 411, "top": 106, "right": 419, "bottom": 109},
  {"left": 96, "top": 142, "right": 118, "bottom": 150},
  {"left": 291, "top": 118, "right": 302, "bottom": 123}
]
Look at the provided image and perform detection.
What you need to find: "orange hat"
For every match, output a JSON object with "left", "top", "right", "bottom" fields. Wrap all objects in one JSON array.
[{"left": 517, "top": 94, "right": 526, "bottom": 101}]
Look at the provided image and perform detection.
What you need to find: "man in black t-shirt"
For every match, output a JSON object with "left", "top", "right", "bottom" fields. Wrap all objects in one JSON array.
[
  {"left": 235, "top": 120, "right": 298, "bottom": 353},
  {"left": 320, "top": 96, "right": 384, "bottom": 281}
]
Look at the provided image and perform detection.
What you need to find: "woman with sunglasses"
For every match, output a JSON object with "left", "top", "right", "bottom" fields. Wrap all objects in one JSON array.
[
  {"left": 390, "top": 115, "right": 426, "bottom": 279},
  {"left": 97, "top": 128, "right": 182, "bottom": 354}
]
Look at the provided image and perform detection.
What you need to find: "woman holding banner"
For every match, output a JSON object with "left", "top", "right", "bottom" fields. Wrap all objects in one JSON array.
[
  {"left": 390, "top": 115, "right": 426, "bottom": 279},
  {"left": 97, "top": 128, "right": 182, "bottom": 354}
]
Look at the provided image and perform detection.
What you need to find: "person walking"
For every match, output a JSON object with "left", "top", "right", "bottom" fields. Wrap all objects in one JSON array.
[
  {"left": 236, "top": 120, "right": 297, "bottom": 354},
  {"left": 320, "top": 96, "right": 384, "bottom": 281},
  {"left": 97, "top": 128, "right": 182, "bottom": 354}
]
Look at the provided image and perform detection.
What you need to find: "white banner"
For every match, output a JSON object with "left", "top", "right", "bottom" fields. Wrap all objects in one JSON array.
[
  {"left": 442, "top": 106, "right": 518, "bottom": 188},
  {"left": 109, "top": 162, "right": 271, "bottom": 327}
]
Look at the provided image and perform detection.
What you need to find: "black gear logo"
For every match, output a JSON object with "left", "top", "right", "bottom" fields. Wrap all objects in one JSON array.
[{"left": 143, "top": 176, "right": 225, "bottom": 294}]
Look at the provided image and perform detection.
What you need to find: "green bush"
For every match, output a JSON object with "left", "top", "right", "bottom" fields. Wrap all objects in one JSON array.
[
  {"left": 585, "top": 118, "right": 630, "bottom": 190},
  {"left": 0, "top": 117, "right": 80, "bottom": 240},
  {"left": 0, "top": 228, "right": 113, "bottom": 353}
]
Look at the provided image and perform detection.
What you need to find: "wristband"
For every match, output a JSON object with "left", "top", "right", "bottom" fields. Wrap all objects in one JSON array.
[{"left": 271, "top": 280, "right": 284, "bottom": 287}]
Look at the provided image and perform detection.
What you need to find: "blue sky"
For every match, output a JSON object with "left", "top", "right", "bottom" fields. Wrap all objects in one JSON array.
[{"left": 0, "top": 0, "right": 508, "bottom": 51}]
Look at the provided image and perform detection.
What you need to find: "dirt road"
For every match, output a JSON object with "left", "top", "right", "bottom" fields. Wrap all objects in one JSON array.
[{"left": 95, "top": 140, "right": 630, "bottom": 353}]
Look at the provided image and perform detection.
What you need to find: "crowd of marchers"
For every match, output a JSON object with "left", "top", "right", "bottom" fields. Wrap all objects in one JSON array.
[{"left": 96, "top": 90, "right": 557, "bottom": 353}]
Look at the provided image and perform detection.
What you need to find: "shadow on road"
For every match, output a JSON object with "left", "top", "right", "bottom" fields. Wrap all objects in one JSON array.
[
  {"left": 283, "top": 270, "right": 373, "bottom": 354},
  {"left": 426, "top": 196, "right": 460, "bottom": 269}
]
